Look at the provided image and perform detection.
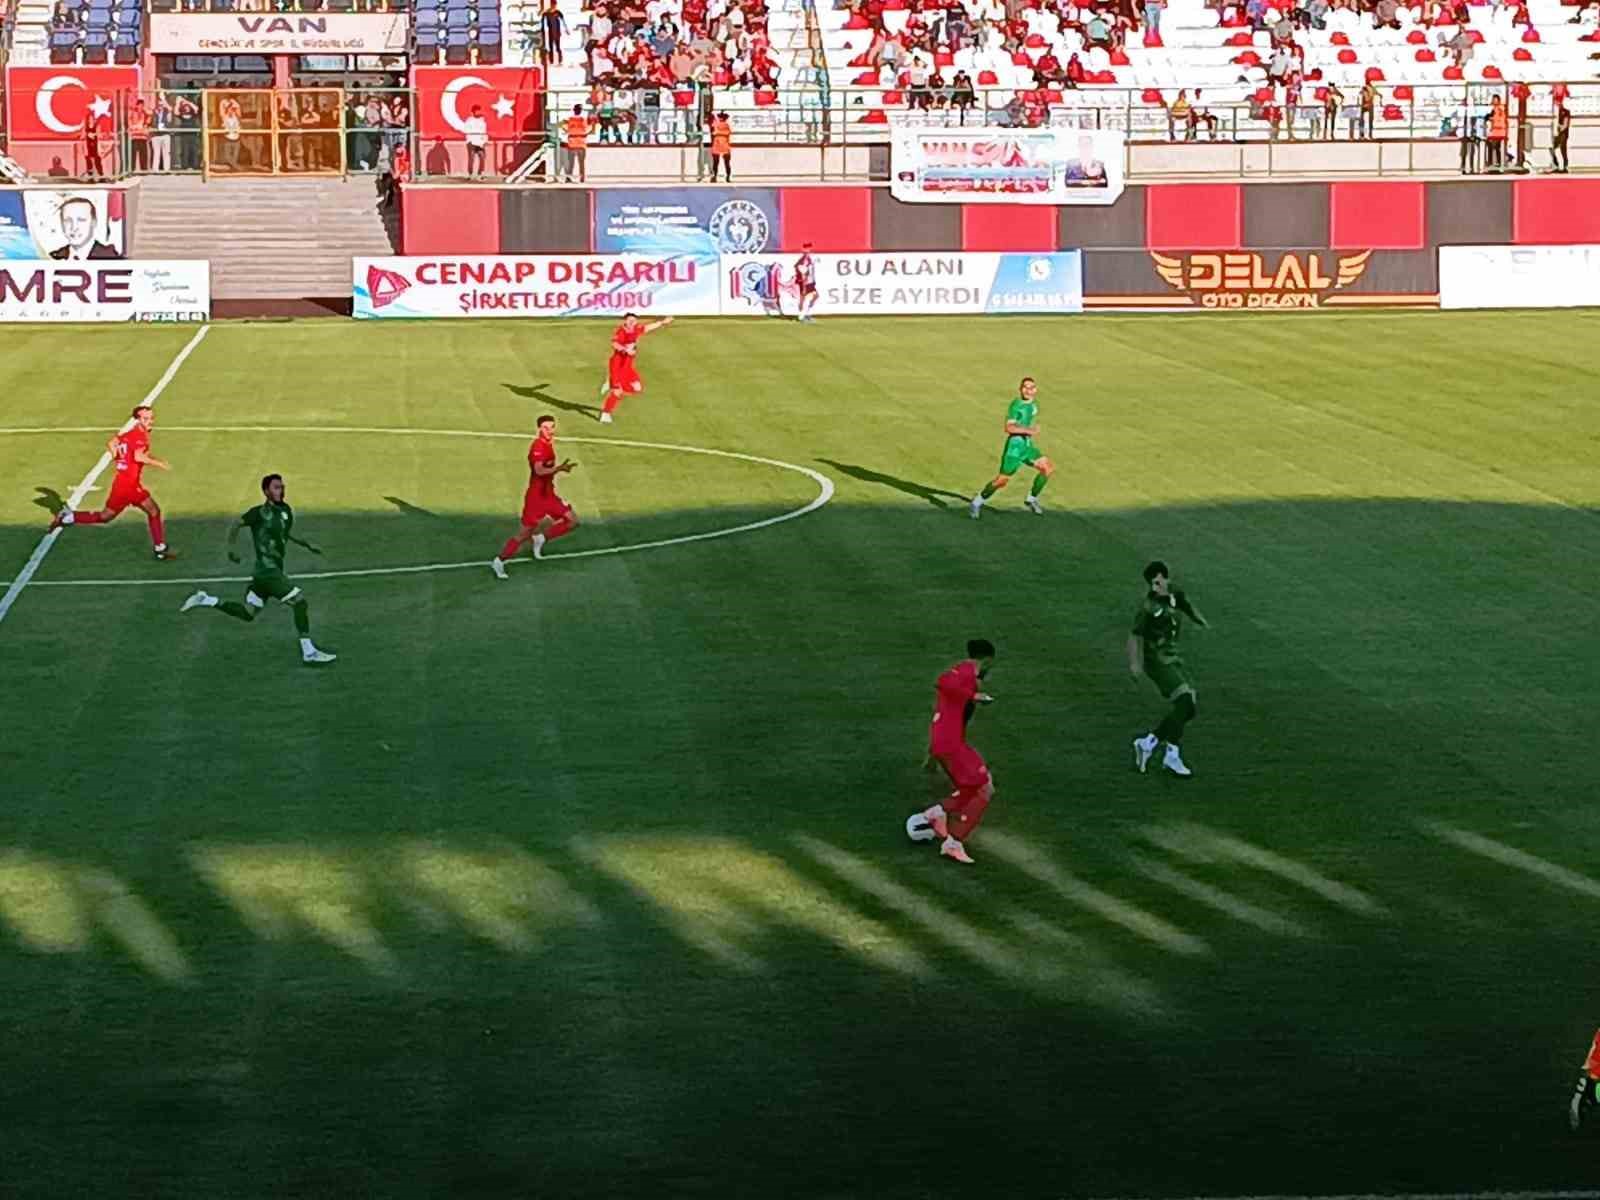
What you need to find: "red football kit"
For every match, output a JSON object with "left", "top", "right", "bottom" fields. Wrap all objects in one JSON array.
[
  {"left": 107, "top": 427, "right": 151, "bottom": 511},
  {"left": 1585, "top": 1029, "right": 1600, "bottom": 1079},
  {"left": 608, "top": 322, "right": 644, "bottom": 393},
  {"left": 521, "top": 433, "right": 572, "bottom": 527},
  {"left": 795, "top": 254, "right": 817, "bottom": 296},
  {"left": 928, "top": 659, "right": 990, "bottom": 791}
]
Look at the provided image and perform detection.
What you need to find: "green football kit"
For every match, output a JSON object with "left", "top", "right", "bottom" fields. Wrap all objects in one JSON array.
[
  {"left": 998, "top": 394, "right": 1044, "bottom": 477},
  {"left": 1133, "top": 591, "right": 1196, "bottom": 701}
]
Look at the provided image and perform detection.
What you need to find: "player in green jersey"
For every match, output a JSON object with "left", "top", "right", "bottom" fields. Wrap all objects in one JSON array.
[
  {"left": 179, "top": 474, "right": 337, "bottom": 665},
  {"left": 969, "top": 376, "right": 1055, "bottom": 519},
  {"left": 1127, "top": 560, "right": 1208, "bottom": 777}
]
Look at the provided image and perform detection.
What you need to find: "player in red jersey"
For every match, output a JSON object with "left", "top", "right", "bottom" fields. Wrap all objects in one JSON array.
[
  {"left": 906, "top": 638, "right": 997, "bottom": 865},
  {"left": 598, "top": 312, "right": 673, "bottom": 424},
  {"left": 1571, "top": 1027, "right": 1600, "bottom": 1131},
  {"left": 47, "top": 404, "right": 176, "bottom": 559},
  {"left": 491, "top": 413, "right": 579, "bottom": 579},
  {"left": 795, "top": 243, "right": 819, "bottom": 322}
]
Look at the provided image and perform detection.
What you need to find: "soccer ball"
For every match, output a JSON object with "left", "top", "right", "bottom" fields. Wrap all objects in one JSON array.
[{"left": 905, "top": 812, "right": 937, "bottom": 843}]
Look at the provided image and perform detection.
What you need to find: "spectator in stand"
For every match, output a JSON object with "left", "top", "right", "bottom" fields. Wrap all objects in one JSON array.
[
  {"left": 172, "top": 92, "right": 200, "bottom": 171},
  {"left": 1191, "top": 88, "right": 1219, "bottom": 138},
  {"left": 1267, "top": 43, "right": 1293, "bottom": 82},
  {"left": 377, "top": 141, "right": 396, "bottom": 207},
  {"left": 1065, "top": 51, "right": 1087, "bottom": 86},
  {"left": 1033, "top": 46, "right": 1063, "bottom": 86},
  {"left": 1245, "top": 0, "right": 1268, "bottom": 28},
  {"left": 128, "top": 98, "right": 152, "bottom": 173},
  {"left": 1085, "top": 9, "right": 1112, "bottom": 46},
  {"left": 951, "top": 68, "right": 976, "bottom": 122},
  {"left": 945, "top": 3, "right": 969, "bottom": 47},
  {"left": 463, "top": 103, "right": 488, "bottom": 176},
  {"left": 906, "top": 53, "right": 931, "bottom": 108},
  {"left": 707, "top": 110, "right": 731, "bottom": 179},
  {"left": 1459, "top": 97, "right": 1482, "bottom": 172},
  {"left": 1141, "top": 0, "right": 1163, "bottom": 37},
  {"left": 51, "top": 1, "right": 80, "bottom": 29},
  {"left": 1322, "top": 82, "right": 1343, "bottom": 140},
  {"left": 561, "top": 103, "right": 590, "bottom": 180},
  {"left": 613, "top": 84, "right": 637, "bottom": 141},
  {"left": 1486, "top": 94, "right": 1507, "bottom": 170},
  {"left": 1374, "top": 0, "right": 1399, "bottom": 28},
  {"left": 1305, "top": 0, "right": 1328, "bottom": 27},
  {"left": 1445, "top": 26, "right": 1472, "bottom": 67},
  {"left": 1358, "top": 77, "right": 1377, "bottom": 138},
  {"left": 150, "top": 94, "right": 175, "bottom": 173},
  {"left": 82, "top": 113, "right": 106, "bottom": 180},
  {"left": 542, "top": 0, "right": 566, "bottom": 63},
  {"left": 1551, "top": 101, "right": 1571, "bottom": 173},
  {"left": 596, "top": 86, "right": 621, "bottom": 142},
  {"left": 1283, "top": 72, "right": 1302, "bottom": 139}
]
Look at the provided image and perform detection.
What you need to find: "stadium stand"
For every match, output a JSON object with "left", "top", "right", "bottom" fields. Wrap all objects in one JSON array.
[
  {"left": 413, "top": 0, "right": 505, "bottom": 65},
  {"left": 821, "top": 0, "right": 1597, "bottom": 136},
  {"left": 45, "top": 0, "right": 144, "bottom": 65}
]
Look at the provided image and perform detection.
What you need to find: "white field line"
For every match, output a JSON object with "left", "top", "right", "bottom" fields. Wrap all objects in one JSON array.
[
  {"left": 0, "top": 426, "right": 835, "bottom": 589},
  {"left": 0, "top": 326, "right": 210, "bottom": 623},
  {"left": 1427, "top": 824, "right": 1600, "bottom": 900}
]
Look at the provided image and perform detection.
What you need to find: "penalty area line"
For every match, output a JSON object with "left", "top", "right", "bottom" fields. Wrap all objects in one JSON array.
[
  {"left": 0, "top": 426, "right": 835, "bottom": 590},
  {"left": 0, "top": 325, "right": 211, "bottom": 626}
]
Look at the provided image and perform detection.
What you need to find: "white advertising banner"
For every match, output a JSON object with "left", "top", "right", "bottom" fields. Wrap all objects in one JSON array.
[
  {"left": 890, "top": 128, "right": 1125, "bottom": 206},
  {"left": 0, "top": 260, "right": 209, "bottom": 322},
  {"left": 150, "top": 12, "right": 410, "bottom": 54},
  {"left": 1439, "top": 244, "right": 1600, "bottom": 310},
  {"left": 353, "top": 255, "right": 721, "bottom": 318},
  {"left": 721, "top": 252, "right": 1084, "bottom": 316}
]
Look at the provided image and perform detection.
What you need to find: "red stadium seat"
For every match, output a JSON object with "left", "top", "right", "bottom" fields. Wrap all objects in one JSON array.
[
  {"left": 1226, "top": 30, "right": 1252, "bottom": 44},
  {"left": 883, "top": 89, "right": 904, "bottom": 103},
  {"left": 935, "top": 50, "right": 954, "bottom": 66},
  {"left": 1331, "top": 31, "right": 1349, "bottom": 44},
  {"left": 1365, "top": 66, "right": 1385, "bottom": 81},
  {"left": 755, "top": 88, "right": 778, "bottom": 105},
  {"left": 1141, "top": 87, "right": 1163, "bottom": 103},
  {"left": 1442, "top": 63, "right": 1463, "bottom": 77},
  {"left": 1467, "top": 28, "right": 1484, "bottom": 42},
  {"left": 1092, "top": 69, "right": 1116, "bottom": 82},
  {"left": 1522, "top": 26, "right": 1540, "bottom": 39},
  {"left": 1415, "top": 47, "right": 1436, "bottom": 60},
  {"left": 1314, "top": 85, "right": 1329, "bottom": 100},
  {"left": 977, "top": 69, "right": 999, "bottom": 83},
  {"left": 1110, "top": 47, "right": 1129, "bottom": 64},
  {"left": 1025, "top": 32, "right": 1046, "bottom": 46},
  {"left": 844, "top": 12, "right": 870, "bottom": 27},
  {"left": 1482, "top": 63, "right": 1502, "bottom": 77},
  {"left": 1044, "top": 87, "right": 1065, "bottom": 102},
  {"left": 1232, "top": 49, "right": 1261, "bottom": 65},
  {"left": 1383, "top": 103, "right": 1402, "bottom": 119},
  {"left": 1142, "top": 28, "right": 1162, "bottom": 45},
  {"left": 1012, "top": 51, "right": 1031, "bottom": 65},
  {"left": 858, "top": 108, "right": 887, "bottom": 123},
  {"left": 848, "top": 50, "right": 871, "bottom": 66},
  {"left": 852, "top": 69, "right": 879, "bottom": 84},
  {"left": 1406, "top": 28, "right": 1426, "bottom": 42},
  {"left": 1337, "top": 47, "right": 1357, "bottom": 62},
  {"left": 674, "top": 88, "right": 696, "bottom": 107},
  {"left": 1393, "top": 83, "right": 1413, "bottom": 98}
]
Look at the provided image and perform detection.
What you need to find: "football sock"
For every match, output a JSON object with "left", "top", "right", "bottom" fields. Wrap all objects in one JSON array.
[
  {"left": 1155, "top": 695, "right": 1198, "bottom": 744},
  {"left": 499, "top": 536, "right": 523, "bottom": 560},
  {"left": 602, "top": 391, "right": 621, "bottom": 415},
  {"left": 290, "top": 598, "right": 311, "bottom": 636},
  {"left": 1029, "top": 472, "right": 1049, "bottom": 497},
  {"left": 543, "top": 517, "right": 575, "bottom": 542},
  {"left": 217, "top": 601, "right": 256, "bottom": 622},
  {"left": 949, "top": 786, "right": 991, "bottom": 836},
  {"left": 148, "top": 512, "right": 165, "bottom": 548},
  {"left": 979, "top": 481, "right": 1000, "bottom": 500},
  {"left": 73, "top": 511, "right": 105, "bottom": 525},
  {"left": 300, "top": 637, "right": 316, "bottom": 655}
]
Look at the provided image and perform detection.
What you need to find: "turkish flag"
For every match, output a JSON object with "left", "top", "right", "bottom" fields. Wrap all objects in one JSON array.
[
  {"left": 412, "top": 66, "right": 544, "bottom": 143},
  {"left": 4, "top": 65, "right": 142, "bottom": 142}
]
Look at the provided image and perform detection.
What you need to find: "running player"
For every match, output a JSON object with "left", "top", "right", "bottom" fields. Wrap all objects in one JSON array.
[
  {"left": 48, "top": 405, "right": 176, "bottom": 559},
  {"left": 1127, "top": 560, "right": 1208, "bottom": 777},
  {"left": 906, "top": 638, "right": 997, "bottom": 865},
  {"left": 179, "top": 473, "right": 337, "bottom": 665},
  {"left": 599, "top": 312, "right": 673, "bottom": 424},
  {"left": 491, "top": 413, "right": 578, "bottom": 579},
  {"left": 1571, "top": 1027, "right": 1600, "bottom": 1131},
  {"left": 795, "top": 244, "right": 819, "bottom": 322},
  {"left": 969, "top": 377, "right": 1054, "bottom": 518}
]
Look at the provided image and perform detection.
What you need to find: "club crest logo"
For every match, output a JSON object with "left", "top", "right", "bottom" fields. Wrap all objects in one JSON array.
[
  {"left": 366, "top": 265, "right": 411, "bottom": 309},
  {"left": 708, "top": 200, "right": 771, "bottom": 254}
]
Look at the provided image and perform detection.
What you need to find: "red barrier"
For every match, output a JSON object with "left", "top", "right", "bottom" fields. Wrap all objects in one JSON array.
[
  {"left": 1512, "top": 177, "right": 1600, "bottom": 245},
  {"left": 1330, "top": 181, "right": 1425, "bottom": 249},
  {"left": 1145, "top": 183, "right": 1242, "bottom": 250},
  {"left": 962, "top": 204, "right": 1057, "bottom": 252}
]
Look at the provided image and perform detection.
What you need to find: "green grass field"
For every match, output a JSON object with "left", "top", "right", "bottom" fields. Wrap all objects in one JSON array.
[{"left": 1, "top": 312, "right": 1597, "bottom": 1199}]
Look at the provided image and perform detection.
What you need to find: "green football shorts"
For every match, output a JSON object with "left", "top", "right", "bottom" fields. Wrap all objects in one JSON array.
[
  {"left": 998, "top": 437, "right": 1045, "bottom": 477},
  {"left": 247, "top": 571, "right": 302, "bottom": 605},
  {"left": 1145, "top": 660, "right": 1196, "bottom": 702}
]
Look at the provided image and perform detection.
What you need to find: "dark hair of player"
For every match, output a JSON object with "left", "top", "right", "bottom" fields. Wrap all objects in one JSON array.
[
  {"left": 1019, "top": 376, "right": 1034, "bottom": 389},
  {"left": 536, "top": 414, "right": 555, "bottom": 428},
  {"left": 131, "top": 404, "right": 151, "bottom": 418},
  {"left": 260, "top": 473, "right": 283, "bottom": 494},
  {"left": 1143, "top": 560, "right": 1170, "bottom": 583},
  {"left": 967, "top": 638, "right": 996, "bottom": 660}
]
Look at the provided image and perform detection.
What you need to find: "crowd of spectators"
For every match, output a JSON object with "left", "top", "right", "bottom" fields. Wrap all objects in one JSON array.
[{"left": 561, "top": 0, "right": 784, "bottom": 94}]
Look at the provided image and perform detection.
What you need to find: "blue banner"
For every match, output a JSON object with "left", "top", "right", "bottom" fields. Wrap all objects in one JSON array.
[{"left": 593, "top": 188, "right": 780, "bottom": 259}]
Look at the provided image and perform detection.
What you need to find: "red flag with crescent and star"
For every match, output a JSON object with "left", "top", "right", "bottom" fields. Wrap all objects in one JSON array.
[
  {"left": 4, "top": 65, "right": 142, "bottom": 142},
  {"left": 411, "top": 66, "right": 544, "bottom": 143}
]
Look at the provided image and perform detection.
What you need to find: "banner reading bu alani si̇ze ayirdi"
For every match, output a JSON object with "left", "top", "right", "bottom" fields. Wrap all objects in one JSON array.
[
  {"left": 890, "top": 128, "right": 1125, "bottom": 206},
  {"left": 353, "top": 254, "right": 719, "bottom": 318}
]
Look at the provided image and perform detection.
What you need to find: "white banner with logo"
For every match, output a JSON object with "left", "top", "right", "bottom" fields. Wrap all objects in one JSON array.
[
  {"left": 890, "top": 128, "right": 1125, "bottom": 206},
  {"left": 150, "top": 12, "right": 409, "bottom": 54},
  {"left": 721, "top": 252, "right": 1084, "bottom": 316},
  {"left": 353, "top": 255, "right": 721, "bottom": 319},
  {"left": 0, "top": 260, "right": 209, "bottom": 322},
  {"left": 1439, "top": 244, "right": 1600, "bottom": 310}
]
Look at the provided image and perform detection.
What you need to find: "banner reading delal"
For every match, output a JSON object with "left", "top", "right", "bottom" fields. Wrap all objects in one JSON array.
[
  {"left": 354, "top": 254, "right": 720, "bottom": 319},
  {"left": 890, "top": 128, "right": 1124, "bottom": 206}
]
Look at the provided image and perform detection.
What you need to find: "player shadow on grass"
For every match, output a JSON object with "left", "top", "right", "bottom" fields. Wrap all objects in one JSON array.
[
  {"left": 382, "top": 497, "right": 441, "bottom": 519},
  {"left": 504, "top": 382, "right": 603, "bottom": 423},
  {"left": 814, "top": 459, "right": 970, "bottom": 510},
  {"left": 33, "top": 486, "right": 65, "bottom": 516}
]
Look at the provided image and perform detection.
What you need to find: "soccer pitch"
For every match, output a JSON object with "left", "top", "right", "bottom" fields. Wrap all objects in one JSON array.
[{"left": 0, "top": 312, "right": 1596, "bottom": 1198}]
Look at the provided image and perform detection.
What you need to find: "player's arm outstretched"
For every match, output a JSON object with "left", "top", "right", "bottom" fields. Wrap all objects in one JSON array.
[
  {"left": 1173, "top": 588, "right": 1209, "bottom": 628},
  {"left": 641, "top": 316, "right": 674, "bottom": 335},
  {"left": 287, "top": 532, "right": 323, "bottom": 555},
  {"left": 225, "top": 517, "right": 248, "bottom": 563},
  {"left": 1126, "top": 631, "right": 1145, "bottom": 682}
]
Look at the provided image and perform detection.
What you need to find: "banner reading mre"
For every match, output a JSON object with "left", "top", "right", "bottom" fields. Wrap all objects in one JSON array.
[
  {"left": 0, "top": 260, "right": 209, "bottom": 322},
  {"left": 353, "top": 255, "right": 719, "bottom": 318}
]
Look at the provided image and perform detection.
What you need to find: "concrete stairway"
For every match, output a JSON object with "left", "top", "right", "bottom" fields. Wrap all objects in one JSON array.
[{"left": 130, "top": 175, "right": 400, "bottom": 302}]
